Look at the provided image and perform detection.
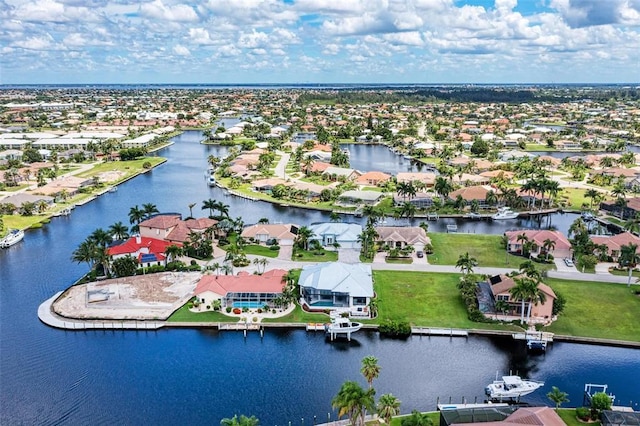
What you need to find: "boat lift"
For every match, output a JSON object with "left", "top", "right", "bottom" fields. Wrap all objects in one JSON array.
[{"left": 584, "top": 383, "right": 616, "bottom": 406}]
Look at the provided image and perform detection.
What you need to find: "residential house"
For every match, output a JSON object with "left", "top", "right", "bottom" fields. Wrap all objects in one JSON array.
[
  {"left": 322, "top": 166, "right": 361, "bottom": 182},
  {"left": 448, "top": 185, "right": 495, "bottom": 208},
  {"left": 298, "top": 262, "right": 374, "bottom": 317},
  {"left": 487, "top": 274, "right": 556, "bottom": 322},
  {"left": 355, "top": 171, "right": 392, "bottom": 186},
  {"left": 375, "top": 226, "right": 430, "bottom": 252},
  {"left": 194, "top": 269, "right": 287, "bottom": 309},
  {"left": 393, "top": 192, "right": 435, "bottom": 208},
  {"left": 600, "top": 197, "right": 640, "bottom": 219},
  {"left": 504, "top": 230, "right": 572, "bottom": 259},
  {"left": 107, "top": 235, "right": 180, "bottom": 268},
  {"left": 590, "top": 232, "right": 640, "bottom": 261},
  {"left": 308, "top": 222, "right": 362, "bottom": 249},
  {"left": 337, "top": 190, "right": 384, "bottom": 207},
  {"left": 396, "top": 172, "right": 437, "bottom": 187},
  {"left": 446, "top": 406, "right": 565, "bottom": 426},
  {"left": 241, "top": 223, "right": 298, "bottom": 246},
  {"left": 138, "top": 214, "right": 217, "bottom": 244},
  {"left": 252, "top": 178, "right": 290, "bottom": 193},
  {"left": 33, "top": 175, "right": 94, "bottom": 198},
  {"left": 0, "top": 193, "right": 55, "bottom": 210}
]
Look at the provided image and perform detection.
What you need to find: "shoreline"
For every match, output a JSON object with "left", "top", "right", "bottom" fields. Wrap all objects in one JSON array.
[{"left": 37, "top": 292, "right": 640, "bottom": 349}]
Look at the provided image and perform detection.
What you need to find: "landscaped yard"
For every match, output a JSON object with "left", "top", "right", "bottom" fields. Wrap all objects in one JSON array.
[
  {"left": 167, "top": 303, "right": 231, "bottom": 322},
  {"left": 292, "top": 248, "right": 338, "bottom": 262},
  {"left": 262, "top": 304, "right": 329, "bottom": 323},
  {"left": 77, "top": 157, "right": 166, "bottom": 180},
  {"left": 427, "top": 233, "right": 554, "bottom": 272},
  {"left": 544, "top": 278, "right": 640, "bottom": 342},
  {"left": 557, "top": 409, "right": 600, "bottom": 426},
  {"left": 243, "top": 244, "right": 279, "bottom": 258}
]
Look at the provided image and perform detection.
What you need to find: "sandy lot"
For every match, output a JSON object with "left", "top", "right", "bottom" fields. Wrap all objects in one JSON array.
[
  {"left": 97, "top": 170, "right": 126, "bottom": 182},
  {"left": 53, "top": 272, "right": 201, "bottom": 320}
]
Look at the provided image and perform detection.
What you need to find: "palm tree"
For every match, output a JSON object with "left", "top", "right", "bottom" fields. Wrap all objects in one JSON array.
[
  {"left": 547, "top": 386, "right": 570, "bottom": 411},
  {"left": 128, "top": 205, "right": 145, "bottom": 226},
  {"left": 400, "top": 410, "right": 433, "bottom": 426},
  {"left": 434, "top": 176, "right": 453, "bottom": 200},
  {"left": 519, "top": 260, "right": 541, "bottom": 280},
  {"left": 495, "top": 299, "right": 510, "bottom": 320},
  {"left": 584, "top": 188, "right": 600, "bottom": 210},
  {"left": 108, "top": 221, "right": 129, "bottom": 241},
  {"left": 377, "top": 394, "right": 401, "bottom": 425},
  {"left": 329, "top": 212, "right": 341, "bottom": 222},
  {"left": 542, "top": 238, "right": 556, "bottom": 261},
  {"left": 220, "top": 414, "right": 260, "bottom": 426},
  {"left": 361, "top": 356, "right": 381, "bottom": 389},
  {"left": 331, "top": 381, "right": 375, "bottom": 426},
  {"left": 202, "top": 198, "right": 217, "bottom": 218},
  {"left": 71, "top": 240, "right": 97, "bottom": 270},
  {"left": 510, "top": 276, "right": 539, "bottom": 325},
  {"left": 455, "top": 252, "right": 477, "bottom": 275},
  {"left": 187, "top": 202, "right": 196, "bottom": 219},
  {"left": 141, "top": 203, "right": 159, "bottom": 219},
  {"left": 618, "top": 243, "right": 640, "bottom": 287},
  {"left": 216, "top": 202, "right": 231, "bottom": 218},
  {"left": 164, "top": 244, "right": 183, "bottom": 263},
  {"left": 295, "top": 226, "right": 314, "bottom": 251}
]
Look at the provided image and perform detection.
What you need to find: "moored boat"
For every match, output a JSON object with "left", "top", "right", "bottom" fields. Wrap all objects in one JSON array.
[
  {"left": 325, "top": 316, "right": 362, "bottom": 341},
  {"left": 485, "top": 375, "right": 544, "bottom": 400},
  {"left": 0, "top": 229, "right": 25, "bottom": 248},
  {"left": 491, "top": 207, "right": 519, "bottom": 220}
]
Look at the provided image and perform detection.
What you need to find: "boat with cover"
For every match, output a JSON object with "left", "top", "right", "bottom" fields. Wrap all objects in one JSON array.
[
  {"left": 491, "top": 207, "right": 519, "bottom": 220},
  {"left": 485, "top": 375, "right": 544, "bottom": 400},
  {"left": 325, "top": 316, "right": 362, "bottom": 341},
  {"left": 0, "top": 229, "right": 25, "bottom": 248}
]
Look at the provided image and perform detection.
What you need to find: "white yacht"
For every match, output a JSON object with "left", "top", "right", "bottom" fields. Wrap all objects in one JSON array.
[
  {"left": 0, "top": 229, "right": 25, "bottom": 248},
  {"left": 491, "top": 207, "right": 519, "bottom": 220},
  {"left": 485, "top": 375, "right": 544, "bottom": 400},
  {"left": 325, "top": 317, "right": 362, "bottom": 341}
]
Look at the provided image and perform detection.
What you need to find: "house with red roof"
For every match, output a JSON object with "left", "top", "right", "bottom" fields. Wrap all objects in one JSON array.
[
  {"left": 139, "top": 214, "right": 217, "bottom": 244},
  {"left": 194, "top": 269, "right": 287, "bottom": 308},
  {"left": 504, "top": 230, "right": 572, "bottom": 259},
  {"left": 487, "top": 274, "right": 556, "bottom": 322},
  {"left": 355, "top": 171, "right": 392, "bottom": 186},
  {"left": 107, "top": 235, "right": 181, "bottom": 268},
  {"left": 590, "top": 231, "right": 640, "bottom": 261}
]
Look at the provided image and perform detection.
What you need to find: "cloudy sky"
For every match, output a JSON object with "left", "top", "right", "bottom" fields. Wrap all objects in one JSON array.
[{"left": 1, "top": 0, "right": 639, "bottom": 84}]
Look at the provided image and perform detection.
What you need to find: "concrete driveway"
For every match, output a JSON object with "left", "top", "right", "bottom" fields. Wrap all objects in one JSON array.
[
  {"left": 338, "top": 248, "right": 361, "bottom": 263},
  {"left": 277, "top": 244, "right": 293, "bottom": 260}
]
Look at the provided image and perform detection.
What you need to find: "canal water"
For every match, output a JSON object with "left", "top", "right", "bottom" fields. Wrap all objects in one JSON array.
[{"left": 1, "top": 131, "right": 638, "bottom": 425}]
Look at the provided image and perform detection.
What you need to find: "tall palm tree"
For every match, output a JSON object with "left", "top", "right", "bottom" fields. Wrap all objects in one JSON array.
[
  {"left": 618, "top": 243, "right": 640, "bottom": 287},
  {"left": 455, "top": 252, "right": 477, "bottom": 275},
  {"left": 295, "top": 226, "right": 314, "bottom": 251},
  {"left": 494, "top": 299, "right": 510, "bottom": 320},
  {"left": 377, "top": 394, "right": 401, "bottom": 425},
  {"left": 164, "top": 244, "right": 183, "bottom": 263},
  {"left": 542, "top": 238, "right": 556, "bottom": 261},
  {"left": 516, "top": 233, "right": 529, "bottom": 255},
  {"left": 108, "top": 221, "right": 129, "bottom": 241},
  {"left": 187, "top": 202, "right": 196, "bottom": 219},
  {"left": 128, "top": 205, "right": 145, "bottom": 226},
  {"left": 220, "top": 414, "right": 260, "bottom": 426},
  {"left": 547, "top": 386, "right": 570, "bottom": 411},
  {"left": 510, "top": 276, "right": 539, "bottom": 325},
  {"left": 202, "top": 199, "right": 217, "bottom": 218},
  {"left": 71, "top": 240, "right": 97, "bottom": 270},
  {"left": 331, "top": 381, "right": 375, "bottom": 426},
  {"left": 584, "top": 188, "right": 600, "bottom": 210},
  {"left": 141, "top": 203, "right": 159, "bottom": 219},
  {"left": 361, "top": 356, "right": 381, "bottom": 389}
]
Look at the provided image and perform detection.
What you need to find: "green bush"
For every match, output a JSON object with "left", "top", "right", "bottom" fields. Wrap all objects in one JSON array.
[
  {"left": 226, "top": 307, "right": 232, "bottom": 313},
  {"left": 575, "top": 407, "right": 590, "bottom": 421},
  {"left": 378, "top": 319, "right": 411, "bottom": 337},
  {"left": 269, "top": 245, "right": 280, "bottom": 251}
]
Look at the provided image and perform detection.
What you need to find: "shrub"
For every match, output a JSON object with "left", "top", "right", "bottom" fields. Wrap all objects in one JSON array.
[
  {"left": 272, "top": 309, "right": 276, "bottom": 314},
  {"left": 257, "top": 308, "right": 262, "bottom": 313},
  {"left": 142, "top": 161, "right": 152, "bottom": 169},
  {"left": 187, "top": 303, "right": 193, "bottom": 309},
  {"left": 206, "top": 305, "right": 210, "bottom": 310},
  {"left": 233, "top": 308, "right": 242, "bottom": 314},
  {"left": 269, "top": 245, "right": 280, "bottom": 251},
  {"left": 252, "top": 316, "right": 258, "bottom": 322},
  {"left": 575, "top": 407, "right": 590, "bottom": 421},
  {"left": 226, "top": 307, "right": 232, "bottom": 313},
  {"left": 378, "top": 319, "right": 411, "bottom": 337}
]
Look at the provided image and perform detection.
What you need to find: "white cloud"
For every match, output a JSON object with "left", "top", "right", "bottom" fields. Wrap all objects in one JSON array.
[
  {"left": 13, "top": 34, "right": 55, "bottom": 50},
  {"left": 173, "top": 44, "right": 190, "bottom": 56},
  {"left": 139, "top": 0, "right": 198, "bottom": 22},
  {"left": 189, "top": 28, "right": 218, "bottom": 45}
]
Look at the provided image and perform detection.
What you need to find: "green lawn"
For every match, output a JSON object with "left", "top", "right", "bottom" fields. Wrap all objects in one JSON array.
[
  {"left": 373, "top": 271, "right": 520, "bottom": 331},
  {"left": 557, "top": 409, "right": 599, "bottom": 426},
  {"left": 544, "top": 278, "right": 640, "bottom": 342},
  {"left": 167, "top": 304, "right": 231, "bottom": 322},
  {"left": 243, "top": 244, "right": 279, "bottom": 258},
  {"left": 292, "top": 249, "right": 338, "bottom": 262},
  {"left": 77, "top": 157, "right": 165, "bottom": 180},
  {"left": 560, "top": 187, "right": 589, "bottom": 210},
  {"left": 389, "top": 412, "right": 440, "bottom": 426},
  {"left": 386, "top": 257, "right": 413, "bottom": 264},
  {"left": 262, "top": 304, "right": 330, "bottom": 323},
  {"left": 427, "top": 233, "right": 554, "bottom": 271}
]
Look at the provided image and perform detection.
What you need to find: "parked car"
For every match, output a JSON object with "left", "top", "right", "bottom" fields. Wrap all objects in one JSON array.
[
  {"left": 564, "top": 258, "right": 574, "bottom": 267},
  {"left": 416, "top": 251, "right": 424, "bottom": 258}
]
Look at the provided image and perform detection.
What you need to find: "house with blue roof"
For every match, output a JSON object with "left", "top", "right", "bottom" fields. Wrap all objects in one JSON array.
[{"left": 308, "top": 222, "right": 362, "bottom": 250}]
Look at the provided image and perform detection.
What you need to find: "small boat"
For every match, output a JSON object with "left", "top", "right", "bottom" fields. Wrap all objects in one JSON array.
[
  {"left": 492, "top": 207, "right": 519, "bottom": 220},
  {"left": 464, "top": 212, "right": 482, "bottom": 220},
  {"left": 0, "top": 229, "right": 25, "bottom": 248},
  {"left": 325, "top": 316, "right": 362, "bottom": 341},
  {"left": 108, "top": 186, "right": 118, "bottom": 193},
  {"left": 207, "top": 175, "right": 216, "bottom": 187},
  {"left": 485, "top": 375, "right": 544, "bottom": 400},
  {"left": 60, "top": 208, "right": 72, "bottom": 216},
  {"left": 581, "top": 211, "right": 595, "bottom": 221},
  {"left": 527, "top": 339, "right": 547, "bottom": 353}
]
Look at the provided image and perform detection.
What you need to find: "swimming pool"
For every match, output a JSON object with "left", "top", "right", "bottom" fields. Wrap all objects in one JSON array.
[{"left": 232, "top": 301, "right": 269, "bottom": 309}]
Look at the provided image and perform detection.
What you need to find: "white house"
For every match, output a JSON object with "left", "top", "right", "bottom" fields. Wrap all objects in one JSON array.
[
  {"left": 308, "top": 222, "right": 362, "bottom": 250},
  {"left": 299, "top": 262, "right": 374, "bottom": 317}
]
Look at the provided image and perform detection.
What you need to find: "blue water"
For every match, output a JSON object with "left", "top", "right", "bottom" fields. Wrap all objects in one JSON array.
[
  {"left": 233, "top": 301, "right": 269, "bottom": 309},
  {"left": 1, "top": 131, "right": 639, "bottom": 425}
]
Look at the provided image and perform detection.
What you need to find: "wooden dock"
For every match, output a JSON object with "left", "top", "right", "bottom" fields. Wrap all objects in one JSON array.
[
  {"left": 512, "top": 331, "right": 554, "bottom": 342},
  {"left": 412, "top": 327, "right": 468, "bottom": 337}
]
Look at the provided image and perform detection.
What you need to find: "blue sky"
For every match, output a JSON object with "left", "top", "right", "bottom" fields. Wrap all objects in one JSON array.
[{"left": 1, "top": 0, "right": 639, "bottom": 84}]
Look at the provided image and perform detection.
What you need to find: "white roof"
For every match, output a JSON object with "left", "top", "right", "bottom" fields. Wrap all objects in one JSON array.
[
  {"left": 309, "top": 222, "right": 362, "bottom": 241},
  {"left": 60, "top": 132, "right": 125, "bottom": 139},
  {"left": 299, "top": 262, "right": 374, "bottom": 298},
  {"left": 339, "top": 190, "right": 384, "bottom": 202}
]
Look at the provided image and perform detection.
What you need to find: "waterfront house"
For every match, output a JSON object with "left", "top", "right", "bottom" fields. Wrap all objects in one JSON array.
[
  {"left": 107, "top": 235, "right": 179, "bottom": 268},
  {"left": 308, "top": 222, "right": 362, "bottom": 249},
  {"left": 445, "top": 406, "right": 565, "bottom": 426},
  {"left": 322, "top": 166, "right": 361, "bottom": 182},
  {"left": 138, "top": 214, "right": 217, "bottom": 244},
  {"left": 448, "top": 185, "right": 494, "bottom": 208},
  {"left": 393, "top": 192, "right": 435, "bottom": 208},
  {"left": 194, "top": 269, "right": 287, "bottom": 309},
  {"left": 355, "top": 171, "right": 392, "bottom": 186},
  {"left": 600, "top": 197, "right": 640, "bottom": 219},
  {"left": 396, "top": 172, "right": 437, "bottom": 187},
  {"left": 337, "top": 190, "right": 384, "bottom": 207},
  {"left": 504, "top": 230, "right": 572, "bottom": 259},
  {"left": 241, "top": 223, "right": 298, "bottom": 246},
  {"left": 0, "top": 193, "right": 55, "bottom": 210},
  {"left": 590, "top": 232, "right": 640, "bottom": 261},
  {"left": 375, "top": 226, "right": 430, "bottom": 251},
  {"left": 298, "top": 262, "right": 374, "bottom": 317},
  {"left": 487, "top": 274, "right": 556, "bottom": 322}
]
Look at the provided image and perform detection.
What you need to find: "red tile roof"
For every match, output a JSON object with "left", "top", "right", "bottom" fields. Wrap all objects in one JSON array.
[
  {"left": 195, "top": 269, "right": 287, "bottom": 296},
  {"left": 107, "top": 236, "right": 180, "bottom": 256},
  {"left": 139, "top": 214, "right": 181, "bottom": 230}
]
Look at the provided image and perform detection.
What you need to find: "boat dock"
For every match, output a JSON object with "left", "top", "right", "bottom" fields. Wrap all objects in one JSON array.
[
  {"left": 513, "top": 330, "right": 553, "bottom": 351},
  {"left": 412, "top": 327, "right": 468, "bottom": 337},
  {"left": 306, "top": 323, "right": 327, "bottom": 331}
]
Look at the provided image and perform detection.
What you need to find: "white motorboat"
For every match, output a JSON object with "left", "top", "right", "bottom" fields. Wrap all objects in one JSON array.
[
  {"left": 325, "top": 317, "right": 362, "bottom": 341},
  {"left": 491, "top": 207, "right": 519, "bottom": 220},
  {"left": 0, "top": 229, "right": 25, "bottom": 248},
  {"left": 485, "top": 375, "right": 544, "bottom": 400}
]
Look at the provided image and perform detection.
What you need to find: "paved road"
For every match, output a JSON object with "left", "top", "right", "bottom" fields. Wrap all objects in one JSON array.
[{"left": 274, "top": 150, "right": 290, "bottom": 180}]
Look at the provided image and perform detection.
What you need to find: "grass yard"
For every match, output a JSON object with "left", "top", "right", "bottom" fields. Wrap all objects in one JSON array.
[
  {"left": 385, "top": 257, "right": 413, "bottom": 264},
  {"left": 544, "top": 278, "right": 640, "bottom": 342},
  {"left": 243, "top": 244, "right": 279, "bottom": 258},
  {"left": 557, "top": 409, "right": 599, "bottom": 426},
  {"left": 262, "top": 304, "right": 330, "bottom": 323},
  {"left": 389, "top": 412, "right": 440, "bottom": 426},
  {"left": 560, "top": 187, "right": 589, "bottom": 210},
  {"left": 77, "top": 157, "right": 165, "bottom": 180},
  {"left": 427, "top": 233, "right": 554, "bottom": 272},
  {"left": 292, "top": 249, "right": 338, "bottom": 262},
  {"left": 373, "top": 271, "right": 520, "bottom": 331},
  {"left": 167, "top": 304, "right": 231, "bottom": 322}
]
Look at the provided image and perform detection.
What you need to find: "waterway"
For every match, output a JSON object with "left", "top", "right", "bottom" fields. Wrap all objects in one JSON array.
[{"left": 1, "top": 131, "right": 638, "bottom": 425}]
